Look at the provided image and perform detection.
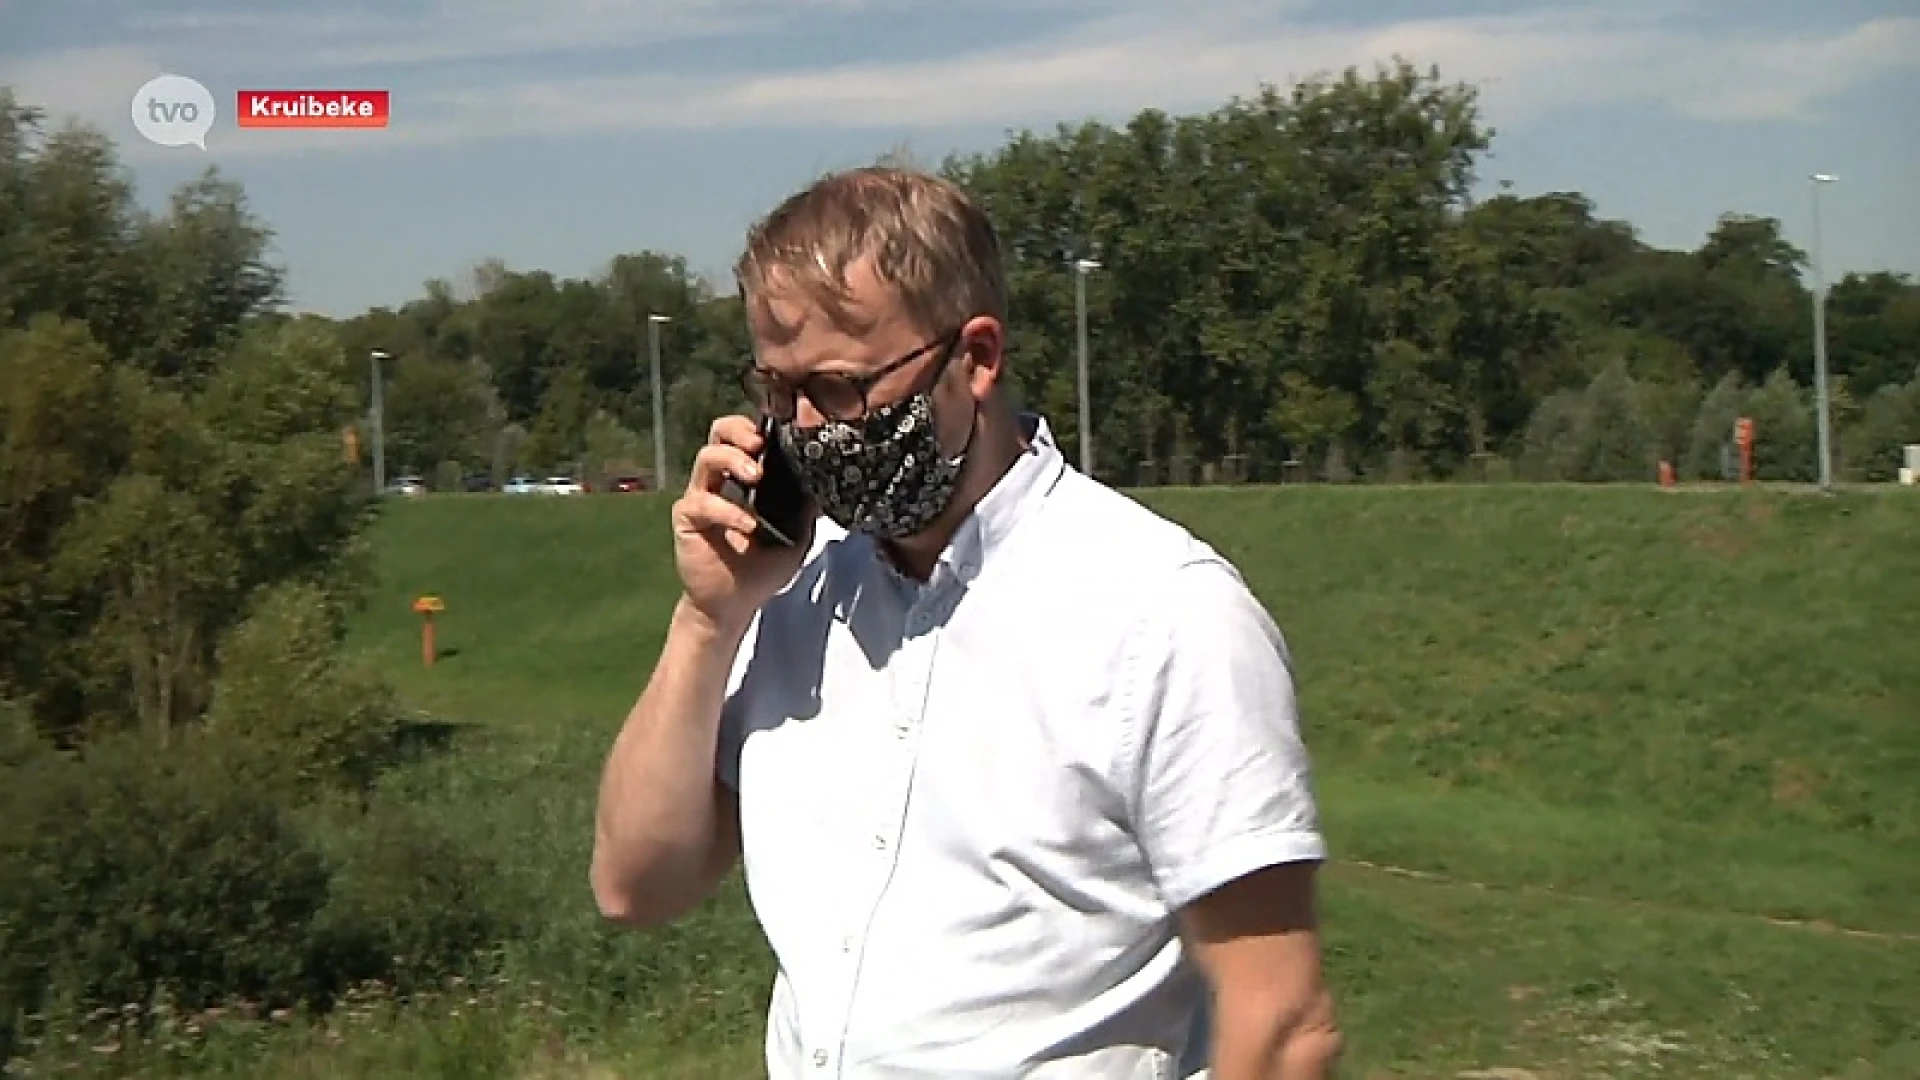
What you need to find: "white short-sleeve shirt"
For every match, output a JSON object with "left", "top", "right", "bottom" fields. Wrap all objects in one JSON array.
[{"left": 717, "top": 416, "right": 1325, "bottom": 1079}]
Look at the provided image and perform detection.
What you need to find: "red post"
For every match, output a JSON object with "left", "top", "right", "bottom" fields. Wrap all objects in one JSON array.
[
  {"left": 412, "top": 596, "right": 444, "bottom": 668},
  {"left": 1658, "top": 460, "right": 1675, "bottom": 488}
]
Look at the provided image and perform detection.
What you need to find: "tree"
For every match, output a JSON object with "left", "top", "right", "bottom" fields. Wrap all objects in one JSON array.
[
  {"left": 1840, "top": 370, "right": 1920, "bottom": 481},
  {"left": 1685, "top": 374, "right": 1748, "bottom": 482},
  {"left": 382, "top": 352, "right": 503, "bottom": 477},
  {"left": 28, "top": 67, "right": 1892, "bottom": 494},
  {"left": 0, "top": 99, "right": 372, "bottom": 745}
]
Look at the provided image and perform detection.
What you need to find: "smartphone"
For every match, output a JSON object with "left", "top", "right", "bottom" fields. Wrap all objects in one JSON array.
[{"left": 718, "top": 414, "right": 809, "bottom": 548}]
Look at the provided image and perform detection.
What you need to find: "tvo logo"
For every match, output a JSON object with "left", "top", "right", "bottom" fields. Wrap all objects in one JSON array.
[{"left": 131, "top": 74, "right": 216, "bottom": 150}]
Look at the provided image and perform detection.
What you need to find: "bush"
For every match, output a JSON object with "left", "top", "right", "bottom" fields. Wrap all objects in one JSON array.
[
  {"left": 0, "top": 733, "right": 332, "bottom": 1057},
  {"left": 1518, "top": 389, "right": 1586, "bottom": 480},
  {"left": 1519, "top": 361, "right": 1660, "bottom": 482},
  {"left": 1841, "top": 374, "right": 1920, "bottom": 482},
  {"left": 203, "top": 581, "right": 405, "bottom": 798},
  {"left": 309, "top": 796, "right": 527, "bottom": 995},
  {"left": 1745, "top": 367, "right": 1817, "bottom": 482},
  {"left": 0, "top": 729, "right": 521, "bottom": 1059},
  {"left": 1635, "top": 378, "right": 1702, "bottom": 468},
  {"left": 0, "top": 699, "right": 46, "bottom": 770},
  {"left": 1571, "top": 360, "right": 1659, "bottom": 481},
  {"left": 1684, "top": 373, "right": 1746, "bottom": 481}
]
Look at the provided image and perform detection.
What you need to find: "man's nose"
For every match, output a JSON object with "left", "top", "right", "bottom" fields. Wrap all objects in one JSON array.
[{"left": 793, "top": 395, "right": 827, "bottom": 428}]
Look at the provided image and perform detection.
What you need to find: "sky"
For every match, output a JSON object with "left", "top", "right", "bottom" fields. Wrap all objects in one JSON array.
[{"left": 4, "top": 0, "right": 1917, "bottom": 317}]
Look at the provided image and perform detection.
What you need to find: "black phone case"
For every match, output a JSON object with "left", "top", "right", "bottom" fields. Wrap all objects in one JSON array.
[{"left": 719, "top": 415, "right": 809, "bottom": 548}]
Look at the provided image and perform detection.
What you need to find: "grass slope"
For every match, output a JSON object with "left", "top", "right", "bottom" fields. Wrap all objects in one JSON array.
[{"left": 191, "top": 486, "right": 1920, "bottom": 1077}]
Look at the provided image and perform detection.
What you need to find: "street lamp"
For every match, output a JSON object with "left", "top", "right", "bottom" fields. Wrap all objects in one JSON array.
[
  {"left": 647, "top": 314, "right": 672, "bottom": 492},
  {"left": 369, "top": 349, "right": 389, "bottom": 494},
  {"left": 1808, "top": 173, "right": 1836, "bottom": 492},
  {"left": 1071, "top": 258, "right": 1100, "bottom": 477}
]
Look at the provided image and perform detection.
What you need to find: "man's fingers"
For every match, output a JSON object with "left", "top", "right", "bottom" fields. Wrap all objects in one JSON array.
[
  {"left": 675, "top": 489, "right": 761, "bottom": 538},
  {"left": 708, "top": 413, "right": 762, "bottom": 451},
  {"left": 687, "top": 442, "right": 761, "bottom": 494}
]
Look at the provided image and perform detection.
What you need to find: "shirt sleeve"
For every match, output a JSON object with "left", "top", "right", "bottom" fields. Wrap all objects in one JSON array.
[{"left": 1121, "top": 557, "right": 1327, "bottom": 913}]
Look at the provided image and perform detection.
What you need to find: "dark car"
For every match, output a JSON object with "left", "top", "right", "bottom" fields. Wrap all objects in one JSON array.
[{"left": 609, "top": 474, "right": 651, "bottom": 493}]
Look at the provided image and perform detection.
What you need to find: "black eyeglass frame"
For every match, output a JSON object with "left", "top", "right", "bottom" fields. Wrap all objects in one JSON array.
[{"left": 740, "top": 327, "right": 965, "bottom": 424}]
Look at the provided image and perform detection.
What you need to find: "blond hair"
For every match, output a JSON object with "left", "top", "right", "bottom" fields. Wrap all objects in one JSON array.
[{"left": 734, "top": 166, "right": 1007, "bottom": 339}]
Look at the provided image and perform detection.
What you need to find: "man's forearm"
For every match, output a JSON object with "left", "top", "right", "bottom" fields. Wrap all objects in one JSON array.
[
  {"left": 590, "top": 597, "right": 749, "bottom": 924},
  {"left": 1210, "top": 987, "right": 1342, "bottom": 1080}
]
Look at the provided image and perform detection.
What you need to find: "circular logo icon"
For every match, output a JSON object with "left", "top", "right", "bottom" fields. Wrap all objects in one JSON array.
[{"left": 131, "top": 74, "right": 216, "bottom": 150}]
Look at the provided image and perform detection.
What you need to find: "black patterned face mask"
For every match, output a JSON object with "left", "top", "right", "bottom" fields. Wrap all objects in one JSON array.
[{"left": 777, "top": 389, "right": 967, "bottom": 540}]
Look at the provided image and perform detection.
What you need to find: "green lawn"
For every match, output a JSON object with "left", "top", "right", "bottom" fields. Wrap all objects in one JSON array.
[{"left": 132, "top": 485, "right": 1920, "bottom": 1077}]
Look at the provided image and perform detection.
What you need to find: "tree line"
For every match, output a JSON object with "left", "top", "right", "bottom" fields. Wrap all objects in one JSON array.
[
  {"left": 0, "top": 57, "right": 1917, "bottom": 1065},
  {"left": 3, "top": 88, "right": 502, "bottom": 1064},
  {"left": 328, "top": 62, "right": 1918, "bottom": 489}
]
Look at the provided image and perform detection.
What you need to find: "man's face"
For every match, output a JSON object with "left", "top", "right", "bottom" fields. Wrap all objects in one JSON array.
[{"left": 748, "top": 256, "right": 1001, "bottom": 459}]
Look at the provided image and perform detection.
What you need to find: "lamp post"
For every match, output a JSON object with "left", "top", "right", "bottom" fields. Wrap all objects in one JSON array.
[
  {"left": 1072, "top": 258, "right": 1100, "bottom": 476},
  {"left": 369, "top": 349, "right": 388, "bottom": 494},
  {"left": 1808, "top": 172, "right": 1837, "bottom": 492},
  {"left": 648, "top": 314, "right": 672, "bottom": 492}
]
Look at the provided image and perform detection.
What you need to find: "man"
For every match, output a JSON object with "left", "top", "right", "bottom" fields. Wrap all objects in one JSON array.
[{"left": 590, "top": 167, "right": 1340, "bottom": 1078}]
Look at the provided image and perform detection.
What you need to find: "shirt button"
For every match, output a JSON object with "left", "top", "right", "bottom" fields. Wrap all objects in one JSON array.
[
  {"left": 813, "top": 1049, "right": 829, "bottom": 1067},
  {"left": 873, "top": 834, "right": 888, "bottom": 851}
]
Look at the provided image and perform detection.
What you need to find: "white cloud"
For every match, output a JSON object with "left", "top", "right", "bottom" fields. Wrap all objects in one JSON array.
[
  {"left": 5, "top": 45, "right": 158, "bottom": 136},
  {"left": 4, "top": 3, "right": 1915, "bottom": 162},
  {"left": 402, "top": 8, "right": 1920, "bottom": 139}
]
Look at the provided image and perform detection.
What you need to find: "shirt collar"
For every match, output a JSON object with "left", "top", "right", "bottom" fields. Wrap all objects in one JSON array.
[{"left": 939, "top": 412, "right": 1064, "bottom": 585}]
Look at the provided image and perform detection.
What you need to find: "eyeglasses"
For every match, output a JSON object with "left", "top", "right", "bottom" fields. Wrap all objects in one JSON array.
[{"left": 741, "top": 328, "right": 964, "bottom": 424}]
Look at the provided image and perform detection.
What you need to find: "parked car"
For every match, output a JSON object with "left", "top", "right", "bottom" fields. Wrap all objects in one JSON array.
[
  {"left": 387, "top": 475, "right": 426, "bottom": 497},
  {"left": 502, "top": 475, "right": 540, "bottom": 495},
  {"left": 609, "top": 474, "right": 650, "bottom": 493},
  {"left": 541, "top": 476, "right": 586, "bottom": 495},
  {"left": 461, "top": 472, "right": 493, "bottom": 492}
]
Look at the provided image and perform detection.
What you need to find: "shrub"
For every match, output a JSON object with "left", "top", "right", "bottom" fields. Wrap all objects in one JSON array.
[
  {"left": 1840, "top": 374, "right": 1920, "bottom": 482},
  {"left": 0, "top": 699, "right": 45, "bottom": 770},
  {"left": 203, "top": 580, "right": 405, "bottom": 799},
  {"left": 1745, "top": 367, "right": 1816, "bottom": 482},
  {"left": 1571, "top": 360, "right": 1658, "bottom": 482},
  {"left": 1684, "top": 373, "right": 1746, "bottom": 480},
  {"left": 1635, "top": 378, "right": 1703, "bottom": 468},
  {"left": 1518, "top": 361, "right": 1661, "bottom": 482},
  {"left": 309, "top": 794, "right": 526, "bottom": 995},
  {"left": 0, "top": 733, "right": 332, "bottom": 1057}
]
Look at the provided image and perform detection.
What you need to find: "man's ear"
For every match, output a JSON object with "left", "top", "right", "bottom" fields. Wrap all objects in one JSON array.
[{"left": 961, "top": 315, "right": 1005, "bottom": 401}]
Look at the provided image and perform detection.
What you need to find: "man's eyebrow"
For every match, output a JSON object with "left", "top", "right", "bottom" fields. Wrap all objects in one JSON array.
[
  {"left": 760, "top": 352, "right": 864, "bottom": 377},
  {"left": 801, "top": 347, "right": 892, "bottom": 375},
  {"left": 812, "top": 360, "right": 870, "bottom": 375}
]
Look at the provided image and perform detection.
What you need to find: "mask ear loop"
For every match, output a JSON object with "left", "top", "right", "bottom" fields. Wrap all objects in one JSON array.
[{"left": 941, "top": 331, "right": 983, "bottom": 467}]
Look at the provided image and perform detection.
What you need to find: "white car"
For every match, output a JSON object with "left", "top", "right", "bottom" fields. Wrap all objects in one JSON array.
[
  {"left": 387, "top": 475, "right": 427, "bottom": 497},
  {"left": 502, "top": 476, "right": 540, "bottom": 495},
  {"left": 541, "top": 476, "right": 586, "bottom": 495}
]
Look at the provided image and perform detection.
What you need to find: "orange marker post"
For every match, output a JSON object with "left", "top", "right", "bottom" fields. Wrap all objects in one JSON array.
[
  {"left": 1734, "top": 417, "right": 1755, "bottom": 486},
  {"left": 1658, "top": 460, "right": 1675, "bottom": 488},
  {"left": 412, "top": 595, "right": 444, "bottom": 668}
]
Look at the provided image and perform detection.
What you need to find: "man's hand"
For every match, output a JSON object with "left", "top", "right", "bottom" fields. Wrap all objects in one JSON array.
[
  {"left": 672, "top": 414, "right": 812, "bottom": 635},
  {"left": 1180, "top": 861, "right": 1341, "bottom": 1079}
]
